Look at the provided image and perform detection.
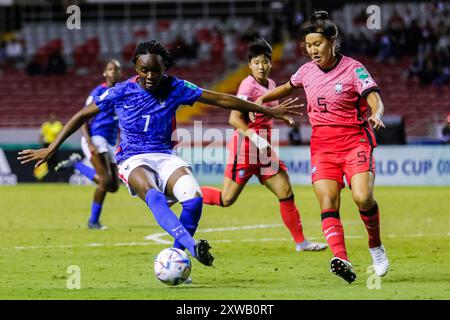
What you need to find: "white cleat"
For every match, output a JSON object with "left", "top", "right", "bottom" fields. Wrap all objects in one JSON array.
[
  {"left": 369, "top": 244, "right": 390, "bottom": 277},
  {"left": 296, "top": 239, "right": 328, "bottom": 252},
  {"left": 184, "top": 277, "right": 192, "bottom": 285}
]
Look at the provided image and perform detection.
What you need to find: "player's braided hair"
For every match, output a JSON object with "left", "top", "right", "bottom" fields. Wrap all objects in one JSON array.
[
  {"left": 300, "top": 11, "right": 339, "bottom": 41},
  {"left": 247, "top": 36, "right": 273, "bottom": 62},
  {"left": 132, "top": 40, "right": 174, "bottom": 70}
]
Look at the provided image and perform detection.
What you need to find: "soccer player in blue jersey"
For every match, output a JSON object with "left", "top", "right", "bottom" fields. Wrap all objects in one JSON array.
[
  {"left": 55, "top": 59, "right": 122, "bottom": 230},
  {"left": 18, "top": 40, "right": 301, "bottom": 267}
]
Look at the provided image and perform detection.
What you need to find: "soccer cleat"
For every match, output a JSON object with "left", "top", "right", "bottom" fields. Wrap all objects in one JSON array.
[
  {"left": 54, "top": 153, "right": 82, "bottom": 172},
  {"left": 184, "top": 276, "right": 192, "bottom": 285},
  {"left": 296, "top": 239, "right": 328, "bottom": 252},
  {"left": 369, "top": 244, "right": 389, "bottom": 277},
  {"left": 194, "top": 239, "right": 214, "bottom": 267},
  {"left": 87, "top": 221, "right": 108, "bottom": 230},
  {"left": 330, "top": 257, "right": 357, "bottom": 284}
]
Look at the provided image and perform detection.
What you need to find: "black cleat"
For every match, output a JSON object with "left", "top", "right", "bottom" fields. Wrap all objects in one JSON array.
[
  {"left": 195, "top": 239, "right": 214, "bottom": 266},
  {"left": 330, "top": 257, "right": 357, "bottom": 284}
]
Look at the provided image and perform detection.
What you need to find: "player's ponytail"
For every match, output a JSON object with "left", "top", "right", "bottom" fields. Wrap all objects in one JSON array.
[{"left": 300, "top": 10, "right": 339, "bottom": 41}]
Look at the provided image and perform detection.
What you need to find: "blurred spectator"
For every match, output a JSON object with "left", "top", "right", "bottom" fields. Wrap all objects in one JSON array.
[
  {"left": 170, "top": 35, "right": 198, "bottom": 64},
  {"left": 40, "top": 113, "right": 63, "bottom": 172},
  {"left": 441, "top": 115, "right": 450, "bottom": 144},
  {"left": 5, "top": 37, "right": 24, "bottom": 67},
  {"left": 377, "top": 33, "right": 396, "bottom": 63},
  {"left": 288, "top": 126, "right": 302, "bottom": 145},
  {"left": 0, "top": 40, "right": 7, "bottom": 69},
  {"left": 44, "top": 51, "right": 67, "bottom": 75},
  {"left": 25, "top": 54, "right": 43, "bottom": 76}
]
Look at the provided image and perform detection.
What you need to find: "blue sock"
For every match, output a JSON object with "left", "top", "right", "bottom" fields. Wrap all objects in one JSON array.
[
  {"left": 145, "top": 189, "right": 197, "bottom": 257},
  {"left": 74, "top": 162, "right": 96, "bottom": 181},
  {"left": 174, "top": 197, "right": 203, "bottom": 251},
  {"left": 89, "top": 202, "right": 102, "bottom": 223}
]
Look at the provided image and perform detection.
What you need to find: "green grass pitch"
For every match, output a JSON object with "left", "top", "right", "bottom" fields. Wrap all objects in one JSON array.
[{"left": 0, "top": 184, "right": 449, "bottom": 299}]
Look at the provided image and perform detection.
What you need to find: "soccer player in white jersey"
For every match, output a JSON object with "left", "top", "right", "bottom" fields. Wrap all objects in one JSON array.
[
  {"left": 257, "top": 12, "right": 389, "bottom": 283},
  {"left": 18, "top": 40, "right": 302, "bottom": 268}
]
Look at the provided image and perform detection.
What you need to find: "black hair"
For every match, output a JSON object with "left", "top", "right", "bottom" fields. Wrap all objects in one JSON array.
[
  {"left": 299, "top": 11, "right": 339, "bottom": 41},
  {"left": 247, "top": 37, "right": 272, "bottom": 62},
  {"left": 132, "top": 40, "right": 174, "bottom": 70}
]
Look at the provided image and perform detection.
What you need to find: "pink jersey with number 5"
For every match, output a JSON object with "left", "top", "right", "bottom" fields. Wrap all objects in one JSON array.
[{"left": 290, "top": 54, "right": 380, "bottom": 127}]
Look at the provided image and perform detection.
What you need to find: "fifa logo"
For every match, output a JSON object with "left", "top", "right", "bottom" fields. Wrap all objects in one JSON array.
[{"left": 0, "top": 148, "right": 17, "bottom": 185}]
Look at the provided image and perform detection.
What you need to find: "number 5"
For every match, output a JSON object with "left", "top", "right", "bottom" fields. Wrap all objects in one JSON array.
[
  {"left": 142, "top": 115, "right": 151, "bottom": 132},
  {"left": 317, "top": 97, "right": 327, "bottom": 113}
]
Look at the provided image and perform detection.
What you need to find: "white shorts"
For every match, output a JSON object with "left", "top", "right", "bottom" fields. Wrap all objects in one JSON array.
[
  {"left": 81, "top": 135, "right": 116, "bottom": 164},
  {"left": 117, "top": 153, "right": 190, "bottom": 200}
]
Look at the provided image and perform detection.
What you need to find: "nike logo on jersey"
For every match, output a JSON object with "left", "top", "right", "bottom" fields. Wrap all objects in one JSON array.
[
  {"left": 171, "top": 226, "right": 182, "bottom": 232},
  {"left": 123, "top": 105, "right": 136, "bottom": 109}
]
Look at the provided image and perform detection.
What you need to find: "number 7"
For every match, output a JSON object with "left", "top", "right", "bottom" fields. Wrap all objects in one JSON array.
[{"left": 142, "top": 115, "right": 151, "bottom": 132}]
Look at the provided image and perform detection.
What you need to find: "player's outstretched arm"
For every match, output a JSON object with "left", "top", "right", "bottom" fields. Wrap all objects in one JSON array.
[
  {"left": 366, "top": 91, "right": 385, "bottom": 130},
  {"left": 256, "top": 81, "right": 296, "bottom": 105},
  {"left": 18, "top": 103, "right": 101, "bottom": 167},
  {"left": 198, "top": 89, "right": 302, "bottom": 126}
]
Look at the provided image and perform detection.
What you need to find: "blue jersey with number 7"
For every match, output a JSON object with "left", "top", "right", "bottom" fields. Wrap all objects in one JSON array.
[{"left": 94, "top": 75, "right": 203, "bottom": 164}]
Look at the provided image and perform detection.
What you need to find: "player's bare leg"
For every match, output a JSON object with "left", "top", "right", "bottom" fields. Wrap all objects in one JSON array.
[
  {"left": 313, "top": 179, "right": 356, "bottom": 283},
  {"left": 201, "top": 177, "right": 245, "bottom": 207},
  {"left": 220, "top": 177, "right": 246, "bottom": 207},
  {"left": 264, "top": 171, "right": 327, "bottom": 252},
  {"left": 351, "top": 172, "right": 389, "bottom": 277}
]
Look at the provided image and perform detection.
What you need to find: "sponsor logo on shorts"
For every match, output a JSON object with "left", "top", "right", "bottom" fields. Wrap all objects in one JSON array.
[{"left": 311, "top": 166, "right": 317, "bottom": 175}]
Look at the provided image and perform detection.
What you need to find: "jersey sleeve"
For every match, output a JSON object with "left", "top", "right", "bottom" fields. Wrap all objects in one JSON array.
[
  {"left": 289, "top": 66, "right": 304, "bottom": 88},
  {"left": 353, "top": 62, "right": 380, "bottom": 98},
  {"left": 94, "top": 85, "right": 123, "bottom": 112},
  {"left": 85, "top": 95, "right": 94, "bottom": 107},
  {"left": 177, "top": 80, "right": 203, "bottom": 106}
]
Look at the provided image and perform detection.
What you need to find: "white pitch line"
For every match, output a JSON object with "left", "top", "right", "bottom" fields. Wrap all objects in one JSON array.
[
  {"left": 143, "top": 223, "right": 283, "bottom": 244},
  {"left": 1, "top": 224, "right": 448, "bottom": 251}
]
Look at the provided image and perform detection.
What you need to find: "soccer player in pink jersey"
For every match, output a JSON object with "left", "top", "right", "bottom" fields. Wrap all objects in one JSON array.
[
  {"left": 201, "top": 38, "right": 327, "bottom": 252},
  {"left": 256, "top": 12, "right": 389, "bottom": 283}
]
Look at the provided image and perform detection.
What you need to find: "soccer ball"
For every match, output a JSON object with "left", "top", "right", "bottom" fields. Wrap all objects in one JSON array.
[{"left": 154, "top": 248, "right": 192, "bottom": 286}]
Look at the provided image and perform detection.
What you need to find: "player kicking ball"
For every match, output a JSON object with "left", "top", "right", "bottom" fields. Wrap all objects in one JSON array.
[
  {"left": 18, "top": 40, "right": 302, "bottom": 268},
  {"left": 55, "top": 59, "right": 122, "bottom": 230},
  {"left": 201, "top": 37, "right": 327, "bottom": 252},
  {"left": 257, "top": 12, "right": 389, "bottom": 283}
]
